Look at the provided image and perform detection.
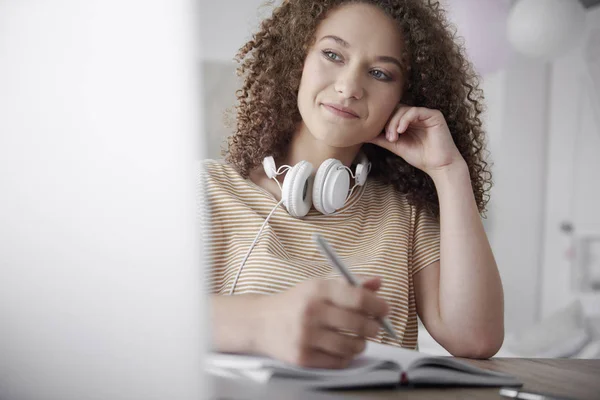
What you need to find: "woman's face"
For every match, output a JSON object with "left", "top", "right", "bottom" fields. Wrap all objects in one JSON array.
[{"left": 297, "top": 2, "right": 406, "bottom": 148}]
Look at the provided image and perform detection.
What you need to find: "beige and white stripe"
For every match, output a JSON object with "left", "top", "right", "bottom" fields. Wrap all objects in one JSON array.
[{"left": 200, "top": 159, "right": 440, "bottom": 349}]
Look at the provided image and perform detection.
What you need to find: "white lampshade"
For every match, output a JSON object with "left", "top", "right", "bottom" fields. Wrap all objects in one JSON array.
[
  {"left": 507, "top": 0, "right": 586, "bottom": 60},
  {"left": 444, "top": 0, "right": 511, "bottom": 76}
]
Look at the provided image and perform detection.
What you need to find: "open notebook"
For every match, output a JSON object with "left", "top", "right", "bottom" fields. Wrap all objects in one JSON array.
[{"left": 207, "top": 341, "right": 522, "bottom": 390}]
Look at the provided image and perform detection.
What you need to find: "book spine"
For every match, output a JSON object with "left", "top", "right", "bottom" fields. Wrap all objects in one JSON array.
[{"left": 400, "top": 371, "right": 409, "bottom": 386}]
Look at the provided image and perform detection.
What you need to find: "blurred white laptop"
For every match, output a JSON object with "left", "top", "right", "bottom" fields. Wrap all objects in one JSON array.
[{"left": 0, "top": 1, "right": 205, "bottom": 399}]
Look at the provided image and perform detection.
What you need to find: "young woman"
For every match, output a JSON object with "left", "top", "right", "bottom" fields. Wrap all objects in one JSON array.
[{"left": 202, "top": 0, "right": 504, "bottom": 369}]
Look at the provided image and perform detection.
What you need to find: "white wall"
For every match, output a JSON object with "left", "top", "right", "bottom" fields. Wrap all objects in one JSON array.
[
  {"left": 480, "top": 70, "right": 507, "bottom": 244},
  {"left": 485, "top": 5, "right": 600, "bottom": 330},
  {"left": 200, "top": 0, "right": 280, "bottom": 62},
  {"left": 540, "top": 6, "right": 600, "bottom": 318},
  {"left": 486, "top": 58, "right": 551, "bottom": 331}
]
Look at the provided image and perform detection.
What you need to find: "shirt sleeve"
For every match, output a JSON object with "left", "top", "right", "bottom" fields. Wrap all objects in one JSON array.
[
  {"left": 410, "top": 204, "right": 440, "bottom": 277},
  {"left": 197, "top": 160, "right": 219, "bottom": 294}
]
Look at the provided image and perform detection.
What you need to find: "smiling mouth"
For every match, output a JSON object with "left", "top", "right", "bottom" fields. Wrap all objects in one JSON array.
[{"left": 321, "top": 103, "right": 360, "bottom": 119}]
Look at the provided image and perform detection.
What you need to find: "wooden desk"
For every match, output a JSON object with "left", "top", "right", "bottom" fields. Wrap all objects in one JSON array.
[
  {"left": 212, "top": 358, "right": 600, "bottom": 400},
  {"left": 340, "top": 358, "right": 600, "bottom": 400}
]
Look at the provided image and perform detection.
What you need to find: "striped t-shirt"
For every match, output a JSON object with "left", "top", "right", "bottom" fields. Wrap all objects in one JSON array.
[{"left": 201, "top": 159, "right": 440, "bottom": 349}]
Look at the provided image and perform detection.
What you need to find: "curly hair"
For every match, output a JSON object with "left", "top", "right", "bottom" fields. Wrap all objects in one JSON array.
[{"left": 225, "top": 0, "right": 492, "bottom": 218}]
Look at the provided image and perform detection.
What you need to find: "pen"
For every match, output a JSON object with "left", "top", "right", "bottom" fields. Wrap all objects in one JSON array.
[
  {"left": 499, "top": 388, "right": 576, "bottom": 400},
  {"left": 313, "top": 233, "right": 400, "bottom": 341}
]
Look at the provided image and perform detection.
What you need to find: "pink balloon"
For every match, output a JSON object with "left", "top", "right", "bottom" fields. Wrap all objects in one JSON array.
[{"left": 444, "top": 0, "right": 512, "bottom": 76}]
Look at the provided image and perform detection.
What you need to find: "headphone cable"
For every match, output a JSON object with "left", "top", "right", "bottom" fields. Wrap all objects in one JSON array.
[{"left": 228, "top": 199, "right": 284, "bottom": 295}]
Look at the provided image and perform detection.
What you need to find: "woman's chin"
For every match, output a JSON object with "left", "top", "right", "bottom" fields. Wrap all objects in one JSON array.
[{"left": 307, "top": 131, "right": 365, "bottom": 149}]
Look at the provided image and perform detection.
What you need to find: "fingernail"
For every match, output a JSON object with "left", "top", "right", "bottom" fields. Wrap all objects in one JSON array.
[{"left": 386, "top": 131, "right": 391, "bottom": 141}]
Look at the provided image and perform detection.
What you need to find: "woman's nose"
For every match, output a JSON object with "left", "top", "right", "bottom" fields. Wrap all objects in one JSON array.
[{"left": 334, "top": 67, "right": 364, "bottom": 100}]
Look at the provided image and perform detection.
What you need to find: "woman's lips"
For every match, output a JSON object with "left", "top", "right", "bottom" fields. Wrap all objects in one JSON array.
[{"left": 322, "top": 103, "right": 360, "bottom": 119}]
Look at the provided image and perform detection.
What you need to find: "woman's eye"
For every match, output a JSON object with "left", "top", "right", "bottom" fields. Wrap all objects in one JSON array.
[
  {"left": 370, "top": 69, "right": 391, "bottom": 81},
  {"left": 322, "top": 50, "right": 342, "bottom": 62}
]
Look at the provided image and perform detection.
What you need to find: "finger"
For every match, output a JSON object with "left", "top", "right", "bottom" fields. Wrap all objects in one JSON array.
[
  {"left": 387, "top": 105, "right": 412, "bottom": 142},
  {"left": 310, "top": 327, "right": 367, "bottom": 358},
  {"left": 318, "top": 303, "right": 381, "bottom": 338},
  {"left": 383, "top": 116, "right": 395, "bottom": 139},
  {"left": 384, "top": 111, "right": 401, "bottom": 142},
  {"left": 397, "top": 106, "right": 435, "bottom": 133},
  {"left": 326, "top": 280, "right": 389, "bottom": 318},
  {"left": 332, "top": 275, "right": 380, "bottom": 292},
  {"left": 383, "top": 104, "right": 403, "bottom": 131},
  {"left": 359, "top": 276, "right": 382, "bottom": 292},
  {"left": 367, "top": 133, "right": 397, "bottom": 153}
]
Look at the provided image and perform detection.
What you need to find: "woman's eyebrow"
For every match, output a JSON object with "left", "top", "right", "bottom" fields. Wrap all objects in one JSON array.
[
  {"left": 319, "top": 34, "right": 350, "bottom": 47},
  {"left": 319, "top": 35, "right": 404, "bottom": 70},
  {"left": 375, "top": 56, "right": 404, "bottom": 70}
]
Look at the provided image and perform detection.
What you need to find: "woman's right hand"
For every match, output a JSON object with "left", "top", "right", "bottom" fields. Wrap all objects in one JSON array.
[{"left": 254, "top": 276, "right": 390, "bottom": 369}]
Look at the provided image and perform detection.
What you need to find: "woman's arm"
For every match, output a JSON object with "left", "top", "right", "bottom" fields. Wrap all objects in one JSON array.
[
  {"left": 210, "top": 278, "right": 387, "bottom": 367},
  {"left": 211, "top": 294, "right": 266, "bottom": 353},
  {"left": 369, "top": 105, "right": 504, "bottom": 359},
  {"left": 414, "top": 160, "right": 504, "bottom": 359}
]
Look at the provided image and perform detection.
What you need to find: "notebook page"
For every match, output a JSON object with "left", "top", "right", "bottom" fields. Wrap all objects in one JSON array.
[
  {"left": 364, "top": 341, "right": 430, "bottom": 368},
  {"left": 269, "top": 356, "right": 394, "bottom": 379},
  {"left": 207, "top": 351, "right": 393, "bottom": 379},
  {"left": 207, "top": 353, "right": 275, "bottom": 370}
]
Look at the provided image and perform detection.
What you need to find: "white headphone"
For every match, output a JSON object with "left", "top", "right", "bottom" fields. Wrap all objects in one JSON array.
[
  {"left": 228, "top": 153, "right": 371, "bottom": 295},
  {"left": 261, "top": 154, "right": 371, "bottom": 218}
]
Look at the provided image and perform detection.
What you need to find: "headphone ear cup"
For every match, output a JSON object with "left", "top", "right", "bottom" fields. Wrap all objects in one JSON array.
[
  {"left": 313, "top": 159, "right": 349, "bottom": 215},
  {"left": 312, "top": 158, "right": 338, "bottom": 215},
  {"left": 281, "top": 161, "right": 313, "bottom": 218}
]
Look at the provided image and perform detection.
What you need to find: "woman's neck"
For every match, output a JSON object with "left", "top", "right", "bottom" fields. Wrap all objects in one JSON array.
[
  {"left": 279, "top": 122, "right": 361, "bottom": 171},
  {"left": 248, "top": 122, "right": 363, "bottom": 201}
]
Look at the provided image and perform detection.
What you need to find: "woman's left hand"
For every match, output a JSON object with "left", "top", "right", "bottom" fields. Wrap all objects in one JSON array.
[{"left": 368, "top": 105, "right": 465, "bottom": 176}]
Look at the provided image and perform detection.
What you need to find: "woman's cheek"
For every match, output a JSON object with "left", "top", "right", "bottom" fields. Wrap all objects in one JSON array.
[{"left": 374, "top": 107, "right": 395, "bottom": 132}]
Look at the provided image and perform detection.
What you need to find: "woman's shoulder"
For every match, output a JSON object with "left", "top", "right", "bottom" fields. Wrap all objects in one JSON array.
[
  {"left": 200, "top": 158, "right": 233, "bottom": 173},
  {"left": 363, "top": 178, "right": 439, "bottom": 232},
  {"left": 198, "top": 159, "right": 242, "bottom": 183},
  {"left": 197, "top": 159, "right": 252, "bottom": 199},
  {"left": 363, "top": 177, "right": 411, "bottom": 207}
]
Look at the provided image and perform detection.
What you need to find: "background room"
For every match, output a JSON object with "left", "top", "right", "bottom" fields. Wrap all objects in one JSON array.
[{"left": 200, "top": 0, "right": 600, "bottom": 359}]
